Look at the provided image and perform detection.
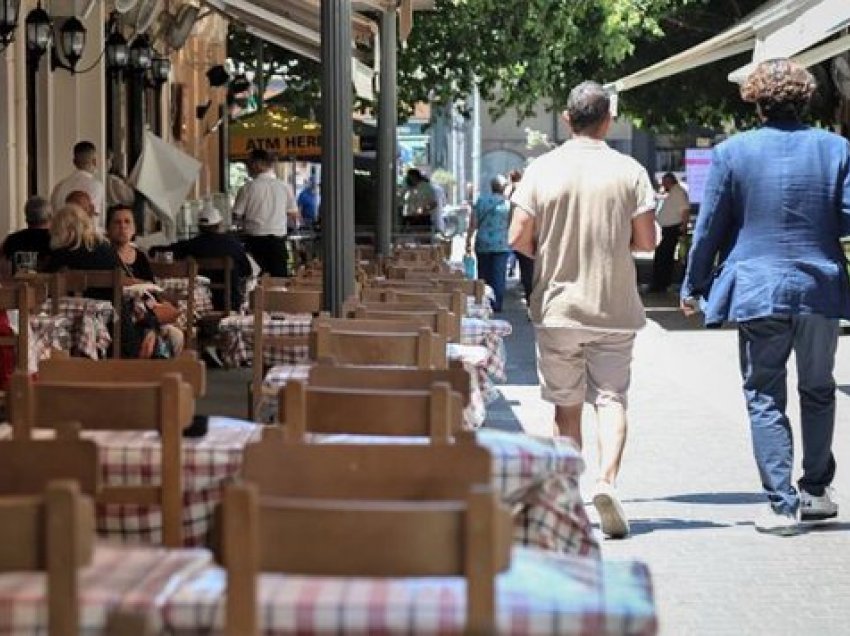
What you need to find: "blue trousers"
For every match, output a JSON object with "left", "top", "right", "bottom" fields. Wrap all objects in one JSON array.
[
  {"left": 738, "top": 314, "right": 839, "bottom": 514},
  {"left": 475, "top": 251, "right": 510, "bottom": 312}
]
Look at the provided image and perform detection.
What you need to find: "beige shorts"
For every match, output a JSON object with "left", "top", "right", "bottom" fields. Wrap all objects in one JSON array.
[{"left": 535, "top": 327, "right": 635, "bottom": 408}]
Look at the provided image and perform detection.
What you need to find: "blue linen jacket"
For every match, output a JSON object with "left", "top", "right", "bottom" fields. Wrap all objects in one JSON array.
[{"left": 681, "top": 122, "right": 850, "bottom": 327}]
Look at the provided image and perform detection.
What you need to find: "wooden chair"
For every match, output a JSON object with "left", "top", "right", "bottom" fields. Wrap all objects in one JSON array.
[
  {"left": 0, "top": 426, "right": 99, "bottom": 497},
  {"left": 280, "top": 379, "right": 462, "bottom": 441},
  {"left": 0, "top": 481, "right": 95, "bottom": 636},
  {"left": 150, "top": 258, "right": 198, "bottom": 349},
  {"left": 313, "top": 321, "right": 447, "bottom": 369},
  {"left": 194, "top": 256, "right": 235, "bottom": 314},
  {"left": 353, "top": 304, "right": 461, "bottom": 342},
  {"left": 439, "top": 278, "right": 486, "bottom": 304},
  {"left": 57, "top": 268, "right": 126, "bottom": 358},
  {"left": 39, "top": 350, "right": 207, "bottom": 399},
  {"left": 308, "top": 360, "right": 471, "bottom": 408},
  {"left": 8, "top": 371, "right": 194, "bottom": 547},
  {"left": 385, "top": 289, "right": 465, "bottom": 317},
  {"left": 220, "top": 441, "right": 512, "bottom": 635},
  {"left": 249, "top": 285, "right": 321, "bottom": 418},
  {"left": 0, "top": 283, "right": 37, "bottom": 373}
]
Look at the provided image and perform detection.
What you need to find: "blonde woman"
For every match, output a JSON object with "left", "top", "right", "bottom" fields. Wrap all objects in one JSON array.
[{"left": 47, "top": 204, "right": 118, "bottom": 275}]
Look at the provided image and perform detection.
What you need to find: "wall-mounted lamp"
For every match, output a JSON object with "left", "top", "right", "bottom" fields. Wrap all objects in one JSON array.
[
  {"left": 128, "top": 34, "right": 152, "bottom": 72},
  {"left": 105, "top": 28, "right": 128, "bottom": 71},
  {"left": 151, "top": 53, "right": 171, "bottom": 85},
  {"left": 25, "top": 1, "right": 87, "bottom": 73},
  {"left": 0, "top": 0, "right": 21, "bottom": 53}
]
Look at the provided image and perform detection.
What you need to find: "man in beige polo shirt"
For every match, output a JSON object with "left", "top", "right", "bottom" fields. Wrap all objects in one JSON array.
[{"left": 509, "top": 81, "right": 656, "bottom": 539}]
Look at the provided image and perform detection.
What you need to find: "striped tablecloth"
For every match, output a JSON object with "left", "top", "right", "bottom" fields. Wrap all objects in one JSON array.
[
  {"left": 0, "top": 544, "right": 211, "bottom": 634},
  {"left": 40, "top": 297, "right": 114, "bottom": 359},
  {"left": 163, "top": 548, "right": 655, "bottom": 635}
]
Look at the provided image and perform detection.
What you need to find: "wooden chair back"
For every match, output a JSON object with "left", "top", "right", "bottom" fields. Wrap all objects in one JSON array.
[
  {"left": 194, "top": 256, "right": 234, "bottom": 313},
  {"left": 149, "top": 258, "right": 198, "bottom": 348},
  {"left": 384, "top": 289, "right": 465, "bottom": 316},
  {"left": 219, "top": 479, "right": 511, "bottom": 635},
  {"left": 0, "top": 283, "right": 38, "bottom": 372},
  {"left": 313, "top": 322, "right": 446, "bottom": 369},
  {"left": 249, "top": 285, "right": 320, "bottom": 417},
  {"left": 0, "top": 481, "right": 95, "bottom": 636},
  {"left": 439, "top": 278, "right": 486, "bottom": 304},
  {"left": 0, "top": 427, "right": 99, "bottom": 496},
  {"left": 8, "top": 371, "right": 194, "bottom": 547},
  {"left": 280, "top": 379, "right": 462, "bottom": 441},
  {"left": 286, "top": 278, "right": 323, "bottom": 291},
  {"left": 57, "top": 268, "right": 125, "bottom": 358},
  {"left": 353, "top": 304, "right": 461, "bottom": 343},
  {"left": 39, "top": 350, "right": 207, "bottom": 399},
  {"left": 308, "top": 361, "right": 471, "bottom": 407}
]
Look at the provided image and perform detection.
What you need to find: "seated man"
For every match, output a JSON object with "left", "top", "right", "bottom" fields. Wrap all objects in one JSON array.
[
  {"left": 2, "top": 196, "right": 52, "bottom": 273},
  {"left": 150, "top": 206, "right": 252, "bottom": 312}
]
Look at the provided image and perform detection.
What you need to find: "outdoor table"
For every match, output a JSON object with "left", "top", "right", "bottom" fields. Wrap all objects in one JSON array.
[
  {"left": 156, "top": 276, "right": 215, "bottom": 325},
  {"left": 39, "top": 297, "right": 113, "bottom": 359},
  {"left": 163, "top": 547, "right": 656, "bottom": 635},
  {"left": 0, "top": 420, "right": 596, "bottom": 557},
  {"left": 0, "top": 419, "right": 256, "bottom": 547},
  {"left": 0, "top": 544, "right": 211, "bottom": 634}
]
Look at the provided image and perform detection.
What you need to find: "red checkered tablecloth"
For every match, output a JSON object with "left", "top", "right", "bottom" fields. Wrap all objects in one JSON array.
[
  {"left": 0, "top": 419, "right": 259, "bottom": 547},
  {"left": 156, "top": 277, "right": 215, "bottom": 325},
  {"left": 219, "top": 313, "right": 312, "bottom": 368},
  {"left": 163, "top": 548, "right": 654, "bottom": 635},
  {"left": 0, "top": 544, "right": 211, "bottom": 634},
  {"left": 40, "top": 297, "right": 114, "bottom": 359}
]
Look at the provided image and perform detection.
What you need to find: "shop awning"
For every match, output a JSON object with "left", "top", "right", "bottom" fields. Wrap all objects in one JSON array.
[
  {"left": 229, "top": 107, "right": 322, "bottom": 161},
  {"left": 605, "top": 0, "right": 805, "bottom": 92},
  {"left": 728, "top": 0, "right": 850, "bottom": 82}
]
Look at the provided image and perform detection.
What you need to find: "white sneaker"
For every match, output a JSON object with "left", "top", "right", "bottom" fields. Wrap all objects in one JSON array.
[
  {"left": 754, "top": 506, "right": 800, "bottom": 536},
  {"left": 592, "top": 482, "right": 629, "bottom": 539},
  {"left": 800, "top": 488, "right": 838, "bottom": 522}
]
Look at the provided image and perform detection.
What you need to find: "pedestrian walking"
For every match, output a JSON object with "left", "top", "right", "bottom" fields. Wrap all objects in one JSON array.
[
  {"left": 648, "top": 172, "right": 690, "bottom": 293},
  {"left": 509, "top": 81, "right": 657, "bottom": 538},
  {"left": 681, "top": 59, "right": 850, "bottom": 536},
  {"left": 465, "top": 175, "right": 512, "bottom": 312}
]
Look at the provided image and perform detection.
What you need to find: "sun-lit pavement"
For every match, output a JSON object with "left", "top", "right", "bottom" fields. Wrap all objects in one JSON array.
[{"left": 494, "top": 273, "right": 850, "bottom": 635}]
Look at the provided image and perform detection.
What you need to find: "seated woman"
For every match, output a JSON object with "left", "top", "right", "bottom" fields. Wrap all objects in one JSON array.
[
  {"left": 46, "top": 203, "right": 119, "bottom": 290},
  {"left": 106, "top": 204, "right": 184, "bottom": 357}
]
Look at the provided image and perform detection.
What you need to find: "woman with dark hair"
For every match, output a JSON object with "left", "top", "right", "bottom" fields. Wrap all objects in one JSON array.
[
  {"left": 682, "top": 59, "right": 850, "bottom": 535},
  {"left": 106, "top": 204, "right": 154, "bottom": 282}
]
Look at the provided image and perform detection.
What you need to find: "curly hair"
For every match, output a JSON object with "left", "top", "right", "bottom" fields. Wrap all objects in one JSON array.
[{"left": 740, "top": 58, "right": 816, "bottom": 121}]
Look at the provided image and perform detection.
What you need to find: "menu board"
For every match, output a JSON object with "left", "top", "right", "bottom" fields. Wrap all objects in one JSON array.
[{"left": 685, "top": 148, "right": 713, "bottom": 205}]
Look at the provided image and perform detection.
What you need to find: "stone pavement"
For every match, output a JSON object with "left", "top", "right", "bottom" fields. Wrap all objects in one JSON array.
[{"left": 492, "top": 274, "right": 850, "bottom": 635}]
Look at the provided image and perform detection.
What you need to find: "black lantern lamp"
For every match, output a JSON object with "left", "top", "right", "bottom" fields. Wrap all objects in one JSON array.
[
  {"left": 25, "top": 1, "right": 51, "bottom": 65},
  {"left": 0, "top": 0, "right": 21, "bottom": 52},
  {"left": 50, "top": 15, "right": 86, "bottom": 72},
  {"left": 150, "top": 53, "right": 171, "bottom": 84},
  {"left": 128, "top": 34, "right": 152, "bottom": 71},
  {"left": 105, "top": 28, "right": 128, "bottom": 71}
]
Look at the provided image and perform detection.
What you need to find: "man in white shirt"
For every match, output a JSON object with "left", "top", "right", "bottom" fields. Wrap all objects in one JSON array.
[
  {"left": 649, "top": 172, "right": 690, "bottom": 293},
  {"left": 50, "top": 141, "right": 105, "bottom": 224},
  {"left": 232, "top": 148, "right": 299, "bottom": 276}
]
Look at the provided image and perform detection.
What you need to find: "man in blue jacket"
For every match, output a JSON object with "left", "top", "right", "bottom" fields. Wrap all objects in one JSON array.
[{"left": 682, "top": 59, "right": 850, "bottom": 535}]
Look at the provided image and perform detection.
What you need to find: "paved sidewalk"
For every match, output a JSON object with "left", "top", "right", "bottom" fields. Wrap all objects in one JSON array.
[{"left": 493, "top": 278, "right": 850, "bottom": 635}]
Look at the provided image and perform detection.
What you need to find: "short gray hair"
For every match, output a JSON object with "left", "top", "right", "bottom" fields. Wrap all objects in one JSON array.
[
  {"left": 24, "top": 196, "right": 51, "bottom": 226},
  {"left": 566, "top": 81, "right": 611, "bottom": 133}
]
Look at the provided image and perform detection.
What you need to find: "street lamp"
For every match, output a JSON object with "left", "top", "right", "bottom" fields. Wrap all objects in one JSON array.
[
  {"left": 0, "top": 0, "right": 21, "bottom": 53},
  {"left": 24, "top": 1, "right": 51, "bottom": 66},
  {"left": 51, "top": 15, "right": 86, "bottom": 73},
  {"left": 128, "top": 34, "right": 152, "bottom": 71},
  {"left": 105, "top": 28, "right": 128, "bottom": 71}
]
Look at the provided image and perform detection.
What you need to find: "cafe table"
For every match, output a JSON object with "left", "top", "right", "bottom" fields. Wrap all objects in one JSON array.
[
  {"left": 0, "top": 420, "right": 597, "bottom": 558},
  {"left": 39, "top": 297, "right": 114, "bottom": 359}
]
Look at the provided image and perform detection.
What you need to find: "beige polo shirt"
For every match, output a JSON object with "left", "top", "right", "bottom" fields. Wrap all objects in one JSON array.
[
  {"left": 512, "top": 138, "right": 656, "bottom": 331},
  {"left": 232, "top": 171, "right": 296, "bottom": 237}
]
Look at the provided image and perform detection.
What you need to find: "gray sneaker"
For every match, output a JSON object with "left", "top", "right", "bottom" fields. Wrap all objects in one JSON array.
[
  {"left": 800, "top": 487, "right": 838, "bottom": 522},
  {"left": 754, "top": 506, "right": 800, "bottom": 536}
]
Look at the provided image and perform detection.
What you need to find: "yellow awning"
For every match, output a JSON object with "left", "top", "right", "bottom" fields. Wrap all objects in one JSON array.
[{"left": 229, "top": 108, "right": 321, "bottom": 161}]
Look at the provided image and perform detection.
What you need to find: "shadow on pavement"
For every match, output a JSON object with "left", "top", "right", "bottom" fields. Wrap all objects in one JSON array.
[
  {"left": 645, "top": 492, "right": 765, "bottom": 505},
  {"left": 627, "top": 518, "right": 731, "bottom": 536}
]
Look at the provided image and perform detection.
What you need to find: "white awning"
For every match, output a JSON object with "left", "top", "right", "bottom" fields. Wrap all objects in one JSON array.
[
  {"left": 728, "top": 0, "right": 850, "bottom": 82},
  {"left": 605, "top": 0, "right": 806, "bottom": 93}
]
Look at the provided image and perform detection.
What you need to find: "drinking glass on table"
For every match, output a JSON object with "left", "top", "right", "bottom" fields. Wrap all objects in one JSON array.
[{"left": 14, "top": 251, "right": 38, "bottom": 274}]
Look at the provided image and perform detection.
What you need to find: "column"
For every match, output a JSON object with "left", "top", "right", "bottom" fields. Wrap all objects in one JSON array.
[
  {"left": 375, "top": 7, "right": 397, "bottom": 256},
  {"left": 321, "top": 0, "right": 355, "bottom": 316}
]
